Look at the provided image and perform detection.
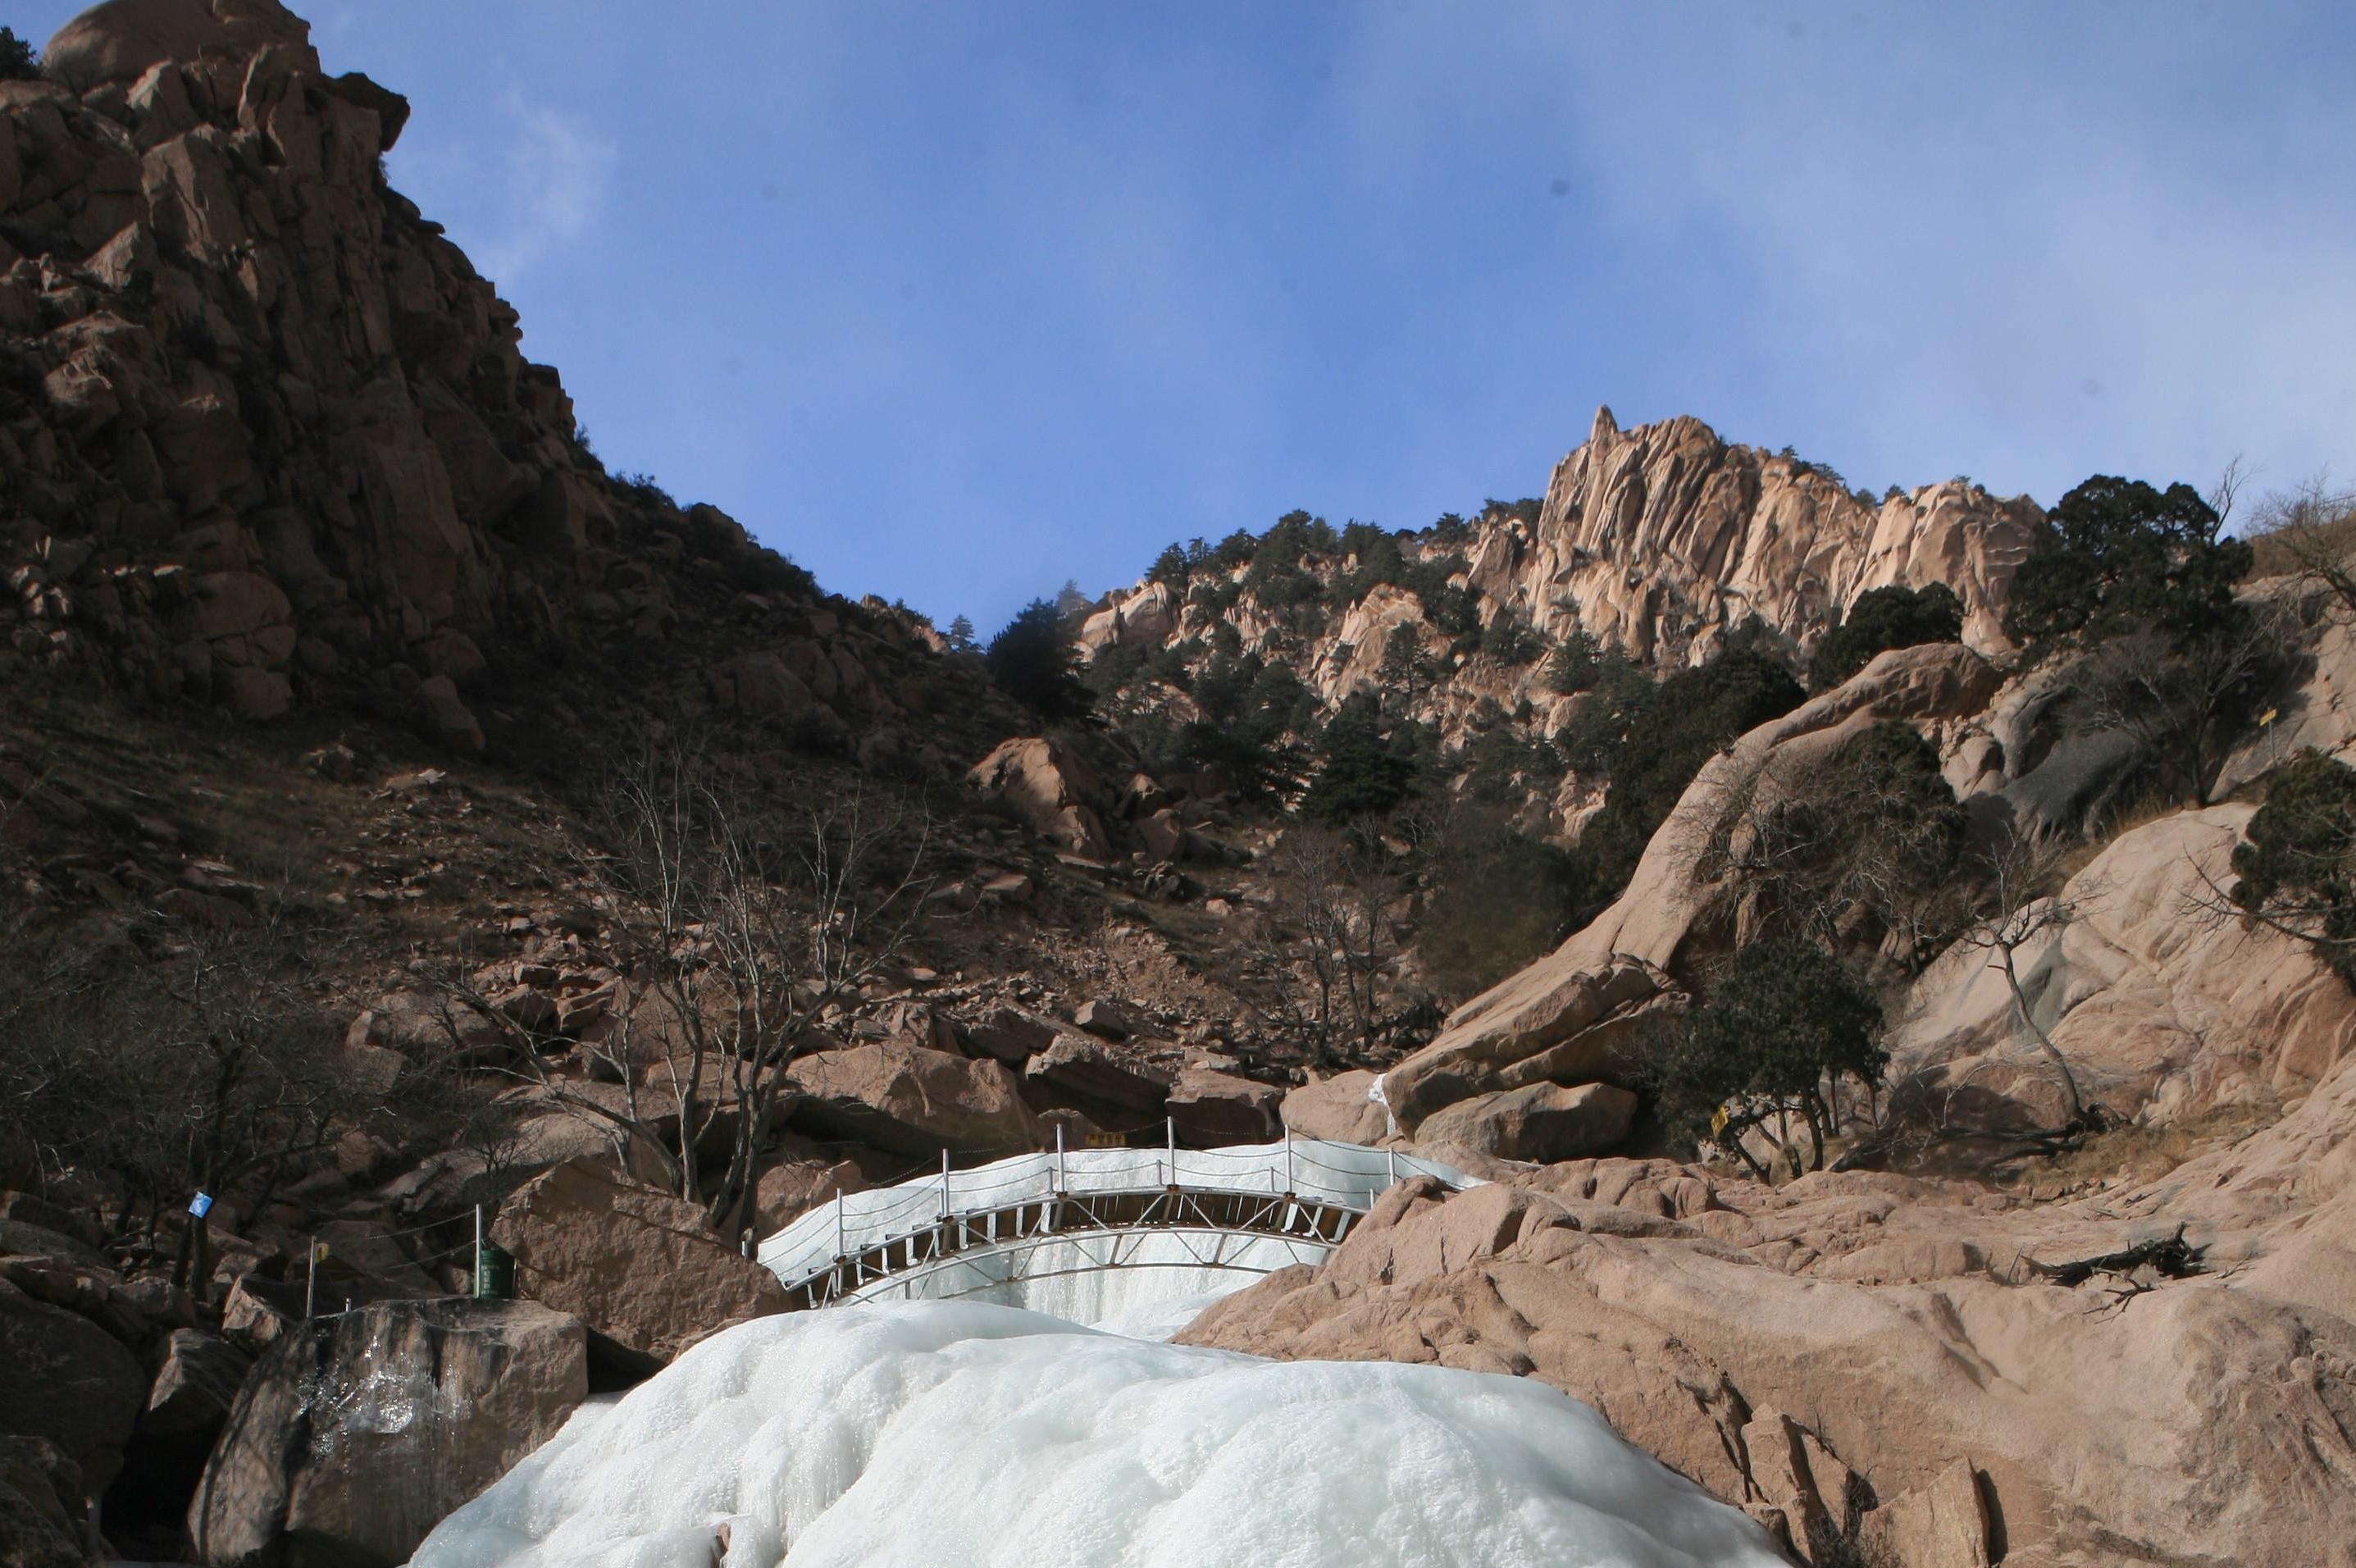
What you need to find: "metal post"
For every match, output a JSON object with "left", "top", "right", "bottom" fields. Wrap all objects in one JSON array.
[
  {"left": 1055, "top": 1123, "right": 1066, "bottom": 1193},
  {"left": 835, "top": 1184, "right": 846, "bottom": 1260},
  {"left": 1387, "top": 1147, "right": 1398, "bottom": 1187},
  {"left": 941, "top": 1149, "right": 951, "bottom": 1222},
  {"left": 1283, "top": 1127, "right": 1293, "bottom": 1194},
  {"left": 305, "top": 1236, "right": 317, "bottom": 1320},
  {"left": 1166, "top": 1116, "right": 1177, "bottom": 1187},
  {"left": 473, "top": 1203, "right": 483, "bottom": 1289}
]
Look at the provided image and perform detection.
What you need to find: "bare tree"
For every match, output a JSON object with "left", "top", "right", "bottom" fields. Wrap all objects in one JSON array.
[
  {"left": 1244, "top": 827, "right": 1406, "bottom": 1068},
  {"left": 431, "top": 745, "right": 934, "bottom": 1235},
  {"left": 2, "top": 900, "right": 367, "bottom": 1292},
  {"left": 2249, "top": 472, "right": 2356, "bottom": 618},
  {"left": 1952, "top": 830, "right": 2099, "bottom": 1131},
  {"left": 2071, "top": 598, "right": 2296, "bottom": 808}
]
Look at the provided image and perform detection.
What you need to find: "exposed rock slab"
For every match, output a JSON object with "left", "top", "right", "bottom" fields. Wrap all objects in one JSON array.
[
  {"left": 1388, "top": 642, "right": 2003, "bottom": 1133},
  {"left": 1891, "top": 804, "right": 2356, "bottom": 1128},
  {"left": 1181, "top": 1062, "right": 2356, "bottom": 1568}
]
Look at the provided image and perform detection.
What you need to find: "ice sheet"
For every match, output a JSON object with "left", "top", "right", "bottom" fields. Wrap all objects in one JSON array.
[{"left": 409, "top": 1300, "right": 1787, "bottom": 1568}]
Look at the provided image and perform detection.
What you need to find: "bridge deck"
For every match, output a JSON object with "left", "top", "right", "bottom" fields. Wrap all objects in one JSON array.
[{"left": 759, "top": 1135, "right": 1478, "bottom": 1310}]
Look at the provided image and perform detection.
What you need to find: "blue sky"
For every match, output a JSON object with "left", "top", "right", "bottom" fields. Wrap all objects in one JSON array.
[{"left": 20, "top": 2, "right": 2356, "bottom": 632}]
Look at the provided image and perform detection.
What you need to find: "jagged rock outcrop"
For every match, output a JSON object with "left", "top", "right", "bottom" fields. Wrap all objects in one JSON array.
[
  {"left": 1075, "top": 408, "right": 2038, "bottom": 768},
  {"left": 2, "top": 2, "right": 976, "bottom": 758},
  {"left": 1515, "top": 407, "right": 2037, "bottom": 664}
]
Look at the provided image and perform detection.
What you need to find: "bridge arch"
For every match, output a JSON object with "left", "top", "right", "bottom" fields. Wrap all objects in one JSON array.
[{"left": 758, "top": 1135, "right": 1479, "bottom": 1328}]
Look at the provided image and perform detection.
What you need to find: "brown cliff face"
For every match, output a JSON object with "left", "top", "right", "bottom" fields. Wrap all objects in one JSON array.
[{"left": 2, "top": 2, "right": 981, "bottom": 755}]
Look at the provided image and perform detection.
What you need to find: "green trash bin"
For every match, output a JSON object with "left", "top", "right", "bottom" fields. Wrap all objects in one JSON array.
[{"left": 472, "top": 1242, "right": 516, "bottom": 1301}]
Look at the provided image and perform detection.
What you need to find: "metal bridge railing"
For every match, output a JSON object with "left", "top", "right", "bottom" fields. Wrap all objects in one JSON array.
[{"left": 757, "top": 1128, "right": 1477, "bottom": 1310}]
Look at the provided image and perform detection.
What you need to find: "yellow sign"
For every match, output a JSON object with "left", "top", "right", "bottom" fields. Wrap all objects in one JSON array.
[{"left": 1710, "top": 1105, "right": 1729, "bottom": 1139}]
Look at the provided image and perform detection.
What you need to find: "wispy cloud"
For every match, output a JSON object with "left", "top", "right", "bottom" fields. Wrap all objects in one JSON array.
[{"left": 475, "top": 97, "right": 617, "bottom": 284}]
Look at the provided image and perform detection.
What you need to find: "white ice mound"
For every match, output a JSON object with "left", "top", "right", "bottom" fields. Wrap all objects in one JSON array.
[{"left": 410, "top": 1300, "right": 1786, "bottom": 1568}]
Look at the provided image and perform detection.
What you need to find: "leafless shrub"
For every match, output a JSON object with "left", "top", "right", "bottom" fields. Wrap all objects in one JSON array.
[
  {"left": 421, "top": 742, "right": 935, "bottom": 1235},
  {"left": 2248, "top": 472, "right": 2356, "bottom": 613},
  {"left": 1241, "top": 826, "right": 1415, "bottom": 1068},
  {"left": 2067, "top": 597, "right": 2299, "bottom": 808},
  {"left": 0, "top": 898, "right": 371, "bottom": 1292}
]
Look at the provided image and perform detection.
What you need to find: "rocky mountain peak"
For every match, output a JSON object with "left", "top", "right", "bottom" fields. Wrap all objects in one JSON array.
[
  {"left": 1075, "top": 409, "right": 2041, "bottom": 777},
  {"left": 1526, "top": 411, "right": 2037, "bottom": 663},
  {"left": 43, "top": 0, "right": 318, "bottom": 98}
]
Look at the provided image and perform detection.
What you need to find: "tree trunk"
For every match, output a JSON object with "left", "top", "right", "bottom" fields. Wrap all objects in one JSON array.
[{"left": 1994, "top": 942, "right": 2085, "bottom": 1124}]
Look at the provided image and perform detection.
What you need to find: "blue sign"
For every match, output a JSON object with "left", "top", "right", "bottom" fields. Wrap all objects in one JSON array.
[{"left": 188, "top": 1192, "right": 214, "bottom": 1219}]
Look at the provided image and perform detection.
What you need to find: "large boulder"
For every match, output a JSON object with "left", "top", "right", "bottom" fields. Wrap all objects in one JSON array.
[
  {"left": 787, "top": 1042, "right": 1046, "bottom": 1157},
  {"left": 43, "top": 0, "right": 317, "bottom": 93},
  {"left": 752, "top": 1154, "right": 870, "bottom": 1234},
  {"left": 1023, "top": 1033, "right": 1175, "bottom": 1117},
  {"left": 0, "top": 1437, "right": 87, "bottom": 1568},
  {"left": 490, "top": 1159, "right": 789, "bottom": 1365},
  {"left": 188, "top": 1298, "right": 586, "bottom": 1568},
  {"left": 968, "top": 736, "right": 1114, "bottom": 859},
  {"left": 1414, "top": 1081, "right": 1638, "bottom": 1164},
  {"left": 1278, "top": 1069, "right": 1390, "bottom": 1144},
  {"left": 1165, "top": 1067, "right": 1283, "bottom": 1145},
  {"left": 139, "top": 1326, "right": 252, "bottom": 1441},
  {"left": 964, "top": 1003, "right": 1064, "bottom": 1064},
  {"left": 1381, "top": 956, "right": 1681, "bottom": 1137},
  {"left": 0, "top": 1279, "right": 144, "bottom": 1495}
]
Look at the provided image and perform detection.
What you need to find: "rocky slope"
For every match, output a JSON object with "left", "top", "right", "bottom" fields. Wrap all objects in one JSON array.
[
  {"left": 5, "top": 5, "right": 2356, "bottom": 1568},
  {"left": 2, "top": 0, "right": 991, "bottom": 768}
]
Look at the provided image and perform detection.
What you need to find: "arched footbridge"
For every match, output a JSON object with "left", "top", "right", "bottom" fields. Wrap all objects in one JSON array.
[{"left": 758, "top": 1133, "right": 1479, "bottom": 1316}]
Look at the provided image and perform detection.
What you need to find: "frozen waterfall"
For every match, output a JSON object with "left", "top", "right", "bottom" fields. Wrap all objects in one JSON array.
[{"left": 409, "top": 1300, "right": 1789, "bottom": 1568}]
